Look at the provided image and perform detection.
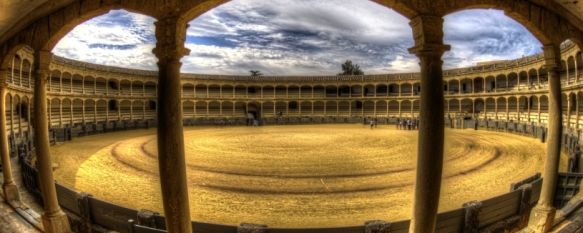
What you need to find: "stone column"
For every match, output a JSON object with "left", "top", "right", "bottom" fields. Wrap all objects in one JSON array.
[
  {"left": 528, "top": 44, "right": 563, "bottom": 233},
  {"left": 33, "top": 50, "right": 71, "bottom": 233},
  {"left": 152, "top": 16, "right": 192, "bottom": 233},
  {"left": 567, "top": 97, "right": 572, "bottom": 129},
  {"left": 407, "top": 15, "right": 450, "bottom": 233},
  {"left": 0, "top": 70, "right": 20, "bottom": 203}
]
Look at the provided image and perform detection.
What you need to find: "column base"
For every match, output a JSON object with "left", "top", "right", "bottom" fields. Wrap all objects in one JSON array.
[
  {"left": 2, "top": 182, "right": 20, "bottom": 203},
  {"left": 527, "top": 205, "right": 556, "bottom": 233},
  {"left": 41, "top": 211, "right": 71, "bottom": 233}
]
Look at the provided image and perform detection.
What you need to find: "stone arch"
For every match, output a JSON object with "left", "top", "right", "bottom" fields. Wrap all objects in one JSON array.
[
  {"left": 275, "top": 101, "right": 287, "bottom": 115},
  {"left": 400, "top": 83, "right": 412, "bottom": 96},
  {"left": 21, "top": 58, "right": 32, "bottom": 87},
  {"left": 288, "top": 101, "right": 299, "bottom": 115},
  {"left": 539, "top": 66, "right": 548, "bottom": 84},
  {"left": 50, "top": 70, "right": 62, "bottom": 92},
  {"left": 262, "top": 101, "right": 274, "bottom": 116},
  {"left": 447, "top": 99, "right": 459, "bottom": 114},
  {"left": 507, "top": 72, "right": 518, "bottom": 90},
  {"left": 72, "top": 98, "right": 84, "bottom": 123},
  {"left": 72, "top": 74, "right": 84, "bottom": 94},
  {"left": 221, "top": 101, "right": 234, "bottom": 116},
  {"left": 388, "top": 100, "right": 399, "bottom": 116},
  {"left": 119, "top": 79, "right": 132, "bottom": 95},
  {"left": 119, "top": 100, "right": 132, "bottom": 120},
  {"left": 518, "top": 71, "right": 528, "bottom": 89},
  {"left": 50, "top": 98, "right": 61, "bottom": 126},
  {"left": 131, "top": 80, "right": 144, "bottom": 96},
  {"left": 460, "top": 78, "right": 472, "bottom": 93},
  {"left": 338, "top": 101, "right": 350, "bottom": 116},
  {"left": 376, "top": 84, "right": 388, "bottom": 96},
  {"left": 62, "top": 98, "right": 72, "bottom": 125},
  {"left": 496, "top": 74, "right": 507, "bottom": 90},
  {"left": 133, "top": 100, "right": 146, "bottom": 119},
  {"left": 364, "top": 84, "right": 376, "bottom": 97},
  {"left": 84, "top": 76, "right": 96, "bottom": 94},
  {"left": 0, "top": 45, "right": 28, "bottom": 71},
  {"left": 96, "top": 99, "right": 107, "bottom": 121},
  {"left": 208, "top": 101, "right": 221, "bottom": 116},
  {"left": 388, "top": 83, "right": 399, "bottom": 96},
  {"left": 485, "top": 98, "right": 496, "bottom": 119},
  {"left": 460, "top": 98, "right": 473, "bottom": 114},
  {"left": 313, "top": 101, "right": 325, "bottom": 115},
  {"left": 363, "top": 100, "right": 375, "bottom": 116},
  {"left": 195, "top": 84, "right": 208, "bottom": 98},
  {"left": 447, "top": 79, "right": 459, "bottom": 94},
  {"left": 540, "top": 95, "right": 549, "bottom": 123},
  {"left": 474, "top": 98, "right": 484, "bottom": 113},
  {"left": 182, "top": 100, "right": 195, "bottom": 118},
  {"left": 300, "top": 85, "right": 312, "bottom": 98},
  {"left": 144, "top": 81, "right": 157, "bottom": 96},
  {"left": 208, "top": 84, "right": 221, "bottom": 98},
  {"left": 182, "top": 83, "right": 194, "bottom": 97},
  {"left": 473, "top": 77, "right": 484, "bottom": 93},
  {"left": 196, "top": 101, "right": 208, "bottom": 116},
  {"left": 376, "top": 100, "right": 388, "bottom": 116},
  {"left": 567, "top": 56, "right": 576, "bottom": 81},
  {"left": 485, "top": 75, "right": 496, "bottom": 92},
  {"left": 221, "top": 85, "right": 234, "bottom": 98},
  {"left": 325, "top": 101, "right": 337, "bottom": 115},
  {"left": 275, "top": 85, "right": 287, "bottom": 98},
  {"left": 288, "top": 85, "right": 300, "bottom": 98},
  {"left": 313, "top": 85, "right": 325, "bottom": 98},
  {"left": 262, "top": 85, "right": 275, "bottom": 98},
  {"left": 401, "top": 100, "right": 412, "bottom": 117},
  {"left": 496, "top": 97, "right": 507, "bottom": 119},
  {"left": 300, "top": 101, "right": 312, "bottom": 115},
  {"left": 528, "top": 68, "right": 538, "bottom": 87}
]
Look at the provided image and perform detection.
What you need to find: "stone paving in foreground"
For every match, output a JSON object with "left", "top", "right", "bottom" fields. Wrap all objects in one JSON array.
[{"left": 0, "top": 157, "right": 41, "bottom": 233}]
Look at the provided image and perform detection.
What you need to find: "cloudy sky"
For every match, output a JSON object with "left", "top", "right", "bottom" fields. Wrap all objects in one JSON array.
[{"left": 52, "top": 0, "right": 543, "bottom": 75}]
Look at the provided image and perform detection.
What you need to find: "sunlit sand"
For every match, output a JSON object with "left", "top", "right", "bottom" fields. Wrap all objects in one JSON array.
[{"left": 51, "top": 124, "right": 547, "bottom": 227}]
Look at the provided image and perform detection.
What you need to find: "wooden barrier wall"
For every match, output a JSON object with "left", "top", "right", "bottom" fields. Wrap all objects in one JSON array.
[{"left": 14, "top": 120, "right": 556, "bottom": 233}]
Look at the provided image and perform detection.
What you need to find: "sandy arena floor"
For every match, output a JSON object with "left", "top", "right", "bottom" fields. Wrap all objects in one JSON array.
[{"left": 51, "top": 124, "right": 549, "bottom": 227}]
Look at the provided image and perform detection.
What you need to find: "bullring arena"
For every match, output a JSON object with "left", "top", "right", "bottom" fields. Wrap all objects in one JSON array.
[
  {"left": 0, "top": 41, "right": 581, "bottom": 232},
  {"left": 50, "top": 125, "right": 547, "bottom": 227},
  {"left": 2, "top": 1, "right": 583, "bottom": 233}
]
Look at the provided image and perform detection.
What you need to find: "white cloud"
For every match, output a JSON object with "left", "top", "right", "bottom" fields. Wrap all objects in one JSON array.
[{"left": 51, "top": 3, "right": 543, "bottom": 75}]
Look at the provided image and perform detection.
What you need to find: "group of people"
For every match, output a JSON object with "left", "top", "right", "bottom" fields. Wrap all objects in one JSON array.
[{"left": 396, "top": 118, "right": 418, "bottom": 130}]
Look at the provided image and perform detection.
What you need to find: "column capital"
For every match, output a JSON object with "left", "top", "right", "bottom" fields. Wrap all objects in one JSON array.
[
  {"left": 34, "top": 50, "right": 53, "bottom": 71},
  {"left": 542, "top": 44, "right": 562, "bottom": 71},
  {"left": 152, "top": 16, "right": 190, "bottom": 63},
  {"left": 408, "top": 15, "right": 450, "bottom": 56}
]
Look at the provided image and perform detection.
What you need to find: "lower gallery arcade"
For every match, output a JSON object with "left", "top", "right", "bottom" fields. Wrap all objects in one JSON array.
[{"left": 1, "top": 1, "right": 583, "bottom": 233}]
